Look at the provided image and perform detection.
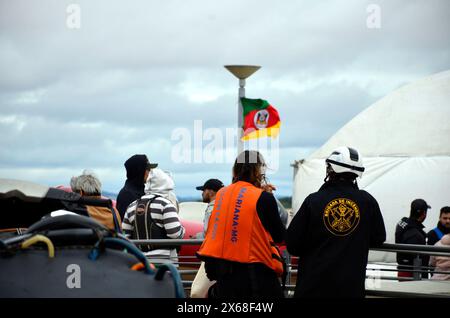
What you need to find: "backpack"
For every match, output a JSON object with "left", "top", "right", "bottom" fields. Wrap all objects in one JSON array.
[{"left": 132, "top": 195, "right": 179, "bottom": 252}]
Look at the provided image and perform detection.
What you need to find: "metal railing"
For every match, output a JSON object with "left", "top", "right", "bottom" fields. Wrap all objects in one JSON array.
[
  {"left": 131, "top": 239, "right": 204, "bottom": 246},
  {"left": 371, "top": 242, "right": 450, "bottom": 257},
  {"left": 130, "top": 239, "right": 450, "bottom": 297}
]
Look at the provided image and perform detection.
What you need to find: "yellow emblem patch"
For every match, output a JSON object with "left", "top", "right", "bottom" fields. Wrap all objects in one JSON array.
[{"left": 323, "top": 198, "right": 360, "bottom": 236}]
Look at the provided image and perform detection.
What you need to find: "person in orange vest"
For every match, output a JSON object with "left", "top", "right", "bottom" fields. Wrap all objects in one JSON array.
[{"left": 197, "top": 150, "right": 286, "bottom": 298}]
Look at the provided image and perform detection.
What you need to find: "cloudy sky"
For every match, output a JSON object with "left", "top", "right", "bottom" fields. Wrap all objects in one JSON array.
[{"left": 0, "top": 0, "right": 449, "bottom": 198}]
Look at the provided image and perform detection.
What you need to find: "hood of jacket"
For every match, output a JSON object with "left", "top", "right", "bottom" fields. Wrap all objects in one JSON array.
[
  {"left": 145, "top": 168, "right": 175, "bottom": 195},
  {"left": 144, "top": 169, "right": 178, "bottom": 210},
  {"left": 124, "top": 154, "right": 149, "bottom": 189}
]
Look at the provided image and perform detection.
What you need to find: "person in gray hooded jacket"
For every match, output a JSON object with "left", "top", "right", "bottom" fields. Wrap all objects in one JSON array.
[{"left": 122, "top": 168, "right": 185, "bottom": 265}]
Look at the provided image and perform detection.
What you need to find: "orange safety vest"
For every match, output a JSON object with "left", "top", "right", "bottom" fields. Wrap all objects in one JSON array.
[{"left": 197, "top": 181, "right": 284, "bottom": 275}]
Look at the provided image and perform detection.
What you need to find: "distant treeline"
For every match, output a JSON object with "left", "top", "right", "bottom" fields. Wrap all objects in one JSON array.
[
  {"left": 103, "top": 191, "right": 292, "bottom": 209},
  {"left": 178, "top": 196, "right": 292, "bottom": 209}
]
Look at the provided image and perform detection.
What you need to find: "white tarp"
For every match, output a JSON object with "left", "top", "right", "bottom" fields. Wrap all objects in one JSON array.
[{"left": 292, "top": 70, "right": 450, "bottom": 262}]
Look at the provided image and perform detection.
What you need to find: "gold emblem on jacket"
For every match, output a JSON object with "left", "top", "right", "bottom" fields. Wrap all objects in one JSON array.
[{"left": 323, "top": 198, "right": 360, "bottom": 236}]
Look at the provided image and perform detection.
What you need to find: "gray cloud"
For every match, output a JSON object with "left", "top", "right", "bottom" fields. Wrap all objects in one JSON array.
[{"left": 1, "top": 0, "right": 449, "bottom": 197}]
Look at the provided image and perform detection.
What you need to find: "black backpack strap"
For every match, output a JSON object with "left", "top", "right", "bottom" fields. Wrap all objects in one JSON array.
[{"left": 111, "top": 207, "right": 121, "bottom": 234}]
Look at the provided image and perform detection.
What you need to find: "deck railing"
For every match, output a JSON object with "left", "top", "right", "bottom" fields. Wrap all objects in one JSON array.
[{"left": 131, "top": 239, "right": 450, "bottom": 297}]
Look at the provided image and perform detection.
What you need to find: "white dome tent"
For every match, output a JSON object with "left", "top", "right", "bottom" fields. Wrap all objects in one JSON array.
[{"left": 292, "top": 70, "right": 450, "bottom": 262}]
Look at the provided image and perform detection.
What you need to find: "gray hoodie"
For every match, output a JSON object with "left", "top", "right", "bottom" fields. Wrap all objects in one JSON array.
[{"left": 145, "top": 168, "right": 179, "bottom": 211}]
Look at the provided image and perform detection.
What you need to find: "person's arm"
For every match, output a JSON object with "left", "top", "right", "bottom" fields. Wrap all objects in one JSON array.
[
  {"left": 368, "top": 195, "right": 386, "bottom": 247},
  {"left": 256, "top": 191, "right": 286, "bottom": 243},
  {"left": 203, "top": 203, "right": 214, "bottom": 237},
  {"left": 286, "top": 196, "right": 311, "bottom": 256},
  {"left": 162, "top": 202, "right": 185, "bottom": 239},
  {"left": 121, "top": 201, "right": 137, "bottom": 238},
  {"left": 402, "top": 229, "right": 426, "bottom": 245}
]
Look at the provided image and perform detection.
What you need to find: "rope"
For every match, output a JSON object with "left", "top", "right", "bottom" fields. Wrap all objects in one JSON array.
[{"left": 21, "top": 234, "right": 55, "bottom": 258}]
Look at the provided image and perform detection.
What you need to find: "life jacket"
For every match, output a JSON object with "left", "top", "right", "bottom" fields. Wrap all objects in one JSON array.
[
  {"left": 132, "top": 195, "right": 178, "bottom": 252},
  {"left": 197, "top": 181, "right": 284, "bottom": 275}
]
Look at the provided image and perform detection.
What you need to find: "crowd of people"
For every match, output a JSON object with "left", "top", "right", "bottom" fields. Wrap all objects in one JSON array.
[
  {"left": 395, "top": 201, "right": 450, "bottom": 280},
  {"left": 68, "top": 148, "right": 450, "bottom": 298}
]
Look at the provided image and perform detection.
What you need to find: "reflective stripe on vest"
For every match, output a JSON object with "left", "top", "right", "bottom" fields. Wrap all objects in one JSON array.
[
  {"left": 433, "top": 227, "right": 444, "bottom": 240},
  {"left": 197, "top": 181, "right": 284, "bottom": 275}
]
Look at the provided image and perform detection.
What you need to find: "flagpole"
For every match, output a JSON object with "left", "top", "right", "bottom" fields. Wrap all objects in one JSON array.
[
  {"left": 238, "top": 79, "right": 245, "bottom": 154},
  {"left": 224, "top": 65, "right": 261, "bottom": 156}
]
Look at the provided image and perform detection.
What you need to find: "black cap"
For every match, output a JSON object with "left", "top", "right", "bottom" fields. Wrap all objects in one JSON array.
[
  {"left": 124, "top": 154, "right": 158, "bottom": 179},
  {"left": 196, "top": 179, "right": 224, "bottom": 192},
  {"left": 411, "top": 199, "right": 431, "bottom": 212},
  {"left": 146, "top": 161, "right": 158, "bottom": 170}
]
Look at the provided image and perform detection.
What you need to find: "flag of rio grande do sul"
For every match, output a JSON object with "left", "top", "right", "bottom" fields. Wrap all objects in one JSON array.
[{"left": 240, "top": 97, "right": 281, "bottom": 141}]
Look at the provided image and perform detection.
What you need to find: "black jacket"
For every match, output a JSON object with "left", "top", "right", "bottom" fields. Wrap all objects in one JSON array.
[
  {"left": 286, "top": 178, "right": 386, "bottom": 298},
  {"left": 116, "top": 155, "right": 148, "bottom": 220},
  {"left": 395, "top": 217, "right": 429, "bottom": 277},
  {"left": 117, "top": 180, "right": 144, "bottom": 220},
  {"left": 427, "top": 222, "right": 450, "bottom": 247}
]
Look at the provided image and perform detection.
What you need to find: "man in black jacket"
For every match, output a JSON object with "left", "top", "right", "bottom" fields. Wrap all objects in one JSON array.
[
  {"left": 395, "top": 199, "right": 430, "bottom": 279},
  {"left": 286, "top": 147, "right": 386, "bottom": 298},
  {"left": 427, "top": 206, "right": 450, "bottom": 247},
  {"left": 116, "top": 154, "right": 158, "bottom": 220}
]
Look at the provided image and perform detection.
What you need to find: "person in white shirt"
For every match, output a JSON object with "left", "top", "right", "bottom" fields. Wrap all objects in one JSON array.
[
  {"left": 195, "top": 179, "right": 224, "bottom": 238},
  {"left": 191, "top": 178, "right": 224, "bottom": 298}
]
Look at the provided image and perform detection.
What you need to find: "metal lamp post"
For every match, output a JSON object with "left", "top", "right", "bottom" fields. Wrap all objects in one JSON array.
[{"left": 224, "top": 65, "right": 261, "bottom": 155}]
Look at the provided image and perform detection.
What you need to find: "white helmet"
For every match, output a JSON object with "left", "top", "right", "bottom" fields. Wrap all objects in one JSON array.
[{"left": 325, "top": 146, "right": 365, "bottom": 178}]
